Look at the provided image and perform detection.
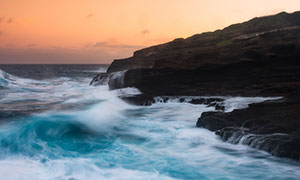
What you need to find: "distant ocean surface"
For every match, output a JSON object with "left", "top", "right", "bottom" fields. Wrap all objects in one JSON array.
[{"left": 0, "top": 64, "right": 299, "bottom": 180}]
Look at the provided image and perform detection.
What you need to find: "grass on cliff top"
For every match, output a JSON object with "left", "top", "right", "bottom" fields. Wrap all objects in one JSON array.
[{"left": 216, "top": 40, "right": 232, "bottom": 47}]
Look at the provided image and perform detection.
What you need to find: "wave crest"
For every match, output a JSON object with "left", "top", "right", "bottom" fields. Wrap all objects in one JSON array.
[
  {"left": 0, "top": 69, "right": 42, "bottom": 89},
  {"left": 0, "top": 69, "right": 17, "bottom": 88}
]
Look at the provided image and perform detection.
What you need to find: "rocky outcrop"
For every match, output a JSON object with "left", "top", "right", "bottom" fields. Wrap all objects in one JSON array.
[
  {"left": 120, "top": 95, "right": 225, "bottom": 110},
  {"left": 121, "top": 57, "right": 300, "bottom": 97},
  {"left": 103, "top": 11, "right": 300, "bottom": 73},
  {"left": 197, "top": 96, "right": 300, "bottom": 160},
  {"left": 90, "top": 11, "right": 300, "bottom": 160},
  {"left": 91, "top": 11, "right": 300, "bottom": 97}
]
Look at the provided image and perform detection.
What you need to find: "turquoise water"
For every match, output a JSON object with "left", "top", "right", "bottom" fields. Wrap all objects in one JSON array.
[{"left": 0, "top": 66, "right": 299, "bottom": 180}]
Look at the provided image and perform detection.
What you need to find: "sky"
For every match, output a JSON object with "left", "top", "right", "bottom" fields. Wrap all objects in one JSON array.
[{"left": 0, "top": 0, "right": 300, "bottom": 64}]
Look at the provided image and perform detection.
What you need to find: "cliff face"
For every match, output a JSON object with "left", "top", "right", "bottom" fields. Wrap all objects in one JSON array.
[
  {"left": 108, "top": 27, "right": 300, "bottom": 96},
  {"left": 105, "top": 11, "right": 300, "bottom": 74},
  {"left": 92, "top": 11, "right": 300, "bottom": 97}
]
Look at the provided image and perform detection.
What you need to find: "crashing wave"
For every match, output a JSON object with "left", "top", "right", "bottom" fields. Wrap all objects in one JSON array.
[
  {"left": 0, "top": 69, "right": 18, "bottom": 88},
  {"left": 0, "top": 69, "right": 44, "bottom": 89},
  {"left": 90, "top": 70, "right": 127, "bottom": 90}
]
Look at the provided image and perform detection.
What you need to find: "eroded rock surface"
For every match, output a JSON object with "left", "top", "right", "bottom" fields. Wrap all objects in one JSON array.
[{"left": 197, "top": 97, "right": 300, "bottom": 160}]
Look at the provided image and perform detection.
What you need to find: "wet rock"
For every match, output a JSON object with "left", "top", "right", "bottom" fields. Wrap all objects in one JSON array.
[
  {"left": 215, "top": 104, "right": 225, "bottom": 111},
  {"left": 197, "top": 96, "right": 300, "bottom": 160},
  {"left": 216, "top": 127, "right": 246, "bottom": 143},
  {"left": 120, "top": 94, "right": 155, "bottom": 106},
  {"left": 197, "top": 112, "right": 235, "bottom": 131},
  {"left": 189, "top": 98, "right": 223, "bottom": 105},
  {"left": 90, "top": 73, "right": 109, "bottom": 86}
]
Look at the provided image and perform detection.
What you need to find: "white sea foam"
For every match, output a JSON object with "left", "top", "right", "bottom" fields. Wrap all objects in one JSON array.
[
  {"left": 153, "top": 95, "right": 282, "bottom": 112},
  {"left": 75, "top": 92, "right": 133, "bottom": 133},
  {"left": 113, "top": 87, "right": 142, "bottom": 96},
  {"left": 0, "top": 158, "right": 177, "bottom": 180},
  {"left": 35, "top": 85, "right": 136, "bottom": 134},
  {"left": 69, "top": 66, "right": 108, "bottom": 73},
  {"left": 0, "top": 69, "right": 44, "bottom": 88},
  {"left": 223, "top": 96, "right": 282, "bottom": 112},
  {"left": 0, "top": 67, "right": 299, "bottom": 180},
  {"left": 97, "top": 66, "right": 108, "bottom": 73}
]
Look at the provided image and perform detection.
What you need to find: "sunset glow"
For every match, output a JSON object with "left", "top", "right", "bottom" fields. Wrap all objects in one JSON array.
[{"left": 0, "top": 0, "right": 300, "bottom": 64}]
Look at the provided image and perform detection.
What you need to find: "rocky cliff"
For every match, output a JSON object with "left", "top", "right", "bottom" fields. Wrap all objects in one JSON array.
[
  {"left": 105, "top": 11, "right": 300, "bottom": 71},
  {"left": 91, "top": 11, "right": 300, "bottom": 161},
  {"left": 91, "top": 11, "right": 300, "bottom": 97},
  {"left": 197, "top": 97, "right": 300, "bottom": 160}
]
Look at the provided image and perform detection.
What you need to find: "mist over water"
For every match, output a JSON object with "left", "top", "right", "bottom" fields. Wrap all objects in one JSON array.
[{"left": 0, "top": 65, "right": 299, "bottom": 180}]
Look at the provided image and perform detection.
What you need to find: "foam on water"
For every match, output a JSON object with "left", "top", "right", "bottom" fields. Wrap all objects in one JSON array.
[
  {"left": 0, "top": 68, "right": 299, "bottom": 180},
  {"left": 0, "top": 69, "right": 44, "bottom": 88},
  {"left": 113, "top": 87, "right": 142, "bottom": 96},
  {"left": 223, "top": 96, "right": 282, "bottom": 112},
  {"left": 0, "top": 158, "right": 177, "bottom": 180}
]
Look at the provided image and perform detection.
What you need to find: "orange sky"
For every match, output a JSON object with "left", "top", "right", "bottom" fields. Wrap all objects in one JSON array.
[{"left": 0, "top": 0, "right": 300, "bottom": 64}]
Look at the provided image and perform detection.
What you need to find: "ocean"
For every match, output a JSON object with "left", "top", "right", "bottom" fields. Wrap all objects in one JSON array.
[{"left": 0, "top": 64, "right": 299, "bottom": 180}]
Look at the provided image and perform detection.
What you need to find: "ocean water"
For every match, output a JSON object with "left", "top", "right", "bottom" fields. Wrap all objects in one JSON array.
[{"left": 0, "top": 64, "right": 299, "bottom": 180}]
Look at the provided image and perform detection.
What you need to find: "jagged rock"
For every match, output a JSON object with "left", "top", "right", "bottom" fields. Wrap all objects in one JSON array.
[
  {"left": 121, "top": 95, "right": 225, "bottom": 108},
  {"left": 90, "top": 73, "right": 109, "bottom": 86},
  {"left": 120, "top": 94, "right": 155, "bottom": 106},
  {"left": 197, "top": 97, "right": 300, "bottom": 160},
  {"left": 197, "top": 112, "right": 235, "bottom": 131},
  {"left": 189, "top": 98, "right": 223, "bottom": 105}
]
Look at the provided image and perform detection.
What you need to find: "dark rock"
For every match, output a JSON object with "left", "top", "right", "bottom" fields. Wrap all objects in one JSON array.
[
  {"left": 196, "top": 112, "right": 235, "bottom": 131},
  {"left": 121, "top": 57, "right": 300, "bottom": 97},
  {"left": 102, "top": 11, "right": 300, "bottom": 74},
  {"left": 121, "top": 95, "right": 225, "bottom": 108},
  {"left": 197, "top": 96, "right": 300, "bottom": 160},
  {"left": 162, "top": 97, "right": 170, "bottom": 103},
  {"left": 189, "top": 98, "right": 223, "bottom": 105},
  {"left": 189, "top": 99, "right": 206, "bottom": 104},
  {"left": 107, "top": 71, "right": 126, "bottom": 90},
  {"left": 90, "top": 71, "right": 126, "bottom": 90},
  {"left": 216, "top": 127, "right": 246, "bottom": 143},
  {"left": 90, "top": 73, "right": 109, "bottom": 86},
  {"left": 92, "top": 12, "right": 300, "bottom": 97},
  {"left": 179, "top": 98, "right": 185, "bottom": 103},
  {"left": 120, "top": 94, "right": 155, "bottom": 106},
  {"left": 215, "top": 104, "right": 225, "bottom": 111}
]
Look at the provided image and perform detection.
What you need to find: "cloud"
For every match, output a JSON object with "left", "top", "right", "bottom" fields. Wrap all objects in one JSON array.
[
  {"left": 92, "top": 41, "right": 144, "bottom": 49},
  {"left": 141, "top": 29, "right": 150, "bottom": 35},
  {"left": 0, "top": 17, "right": 3, "bottom": 23},
  {"left": 7, "top": 18, "right": 13, "bottom": 24},
  {"left": 86, "top": 13, "right": 94, "bottom": 18}
]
